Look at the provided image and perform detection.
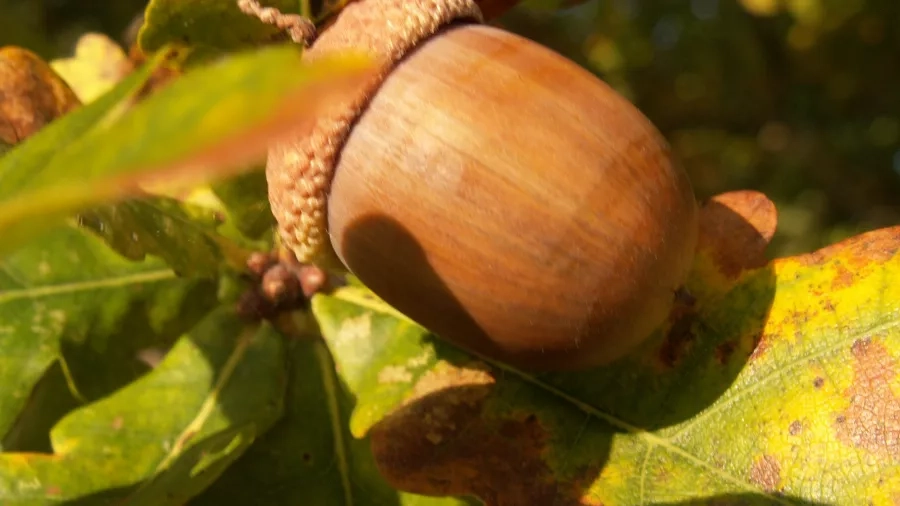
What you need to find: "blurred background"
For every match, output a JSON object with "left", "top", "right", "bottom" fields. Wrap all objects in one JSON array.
[{"left": 1, "top": 0, "right": 898, "bottom": 258}]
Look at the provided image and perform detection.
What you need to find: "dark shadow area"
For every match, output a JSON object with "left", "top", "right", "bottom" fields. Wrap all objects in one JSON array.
[
  {"left": 338, "top": 203, "right": 787, "bottom": 504},
  {"left": 0, "top": 237, "right": 220, "bottom": 455},
  {"left": 49, "top": 304, "right": 287, "bottom": 505},
  {"left": 368, "top": 383, "right": 612, "bottom": 506},
  {"left": 340, "top": 211, "right": 611, "bottom": 505},
  {"left": 60, "top": 485, "right": 139, "bottom": 506},
  {"left": 193, "top": 338, "right": 483, "bottom": 506},
  {"left": 1, "top": 361, "right": 80, "bottom": 453},
  {"left": 336, "top": 208, "right": 500, "bottom": 365},
  {"left": 58, "top": 277, "right": 219, "bottom": 402},
  {"left": 59, "top": 428, "right": 252, "bottom": 506},
  {"left": 0, "top": 251, "right": 272, "bottom": 503},
  {"left": 650, "top": 495, "right": 832, "bottom": 506},
  {"left": 536, "top": 196, "right": 778, "bottom": 430},
  {"left": 341, "top": 203, "right": 777, "bottom": 428}
]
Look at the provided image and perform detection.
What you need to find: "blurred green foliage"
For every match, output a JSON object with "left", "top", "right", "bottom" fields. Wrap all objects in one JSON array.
[
  {"left": 2, "top": 0, "right": 898, "bottom": 258},
  {"left": 504, "top": 0, "right": 900, "bottom": 257}
]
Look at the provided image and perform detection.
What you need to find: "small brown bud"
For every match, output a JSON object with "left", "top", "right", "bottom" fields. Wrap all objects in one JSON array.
[
  {"left": 236, "top": 288, "right": 276, "bottom": 320},
  {"left": 298, "top": 265, "right": 328, "bottom": 298},
  {"left": 246, "top": 251, "right": 276, "bottom": 278},
  {"left": 262, "top": 264, "right": 302, "bottom": 304}
]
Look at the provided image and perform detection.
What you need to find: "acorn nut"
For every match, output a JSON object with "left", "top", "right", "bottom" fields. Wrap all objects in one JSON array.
[{"left": 266, "top": 0, "right": 700, "bottom": 371}]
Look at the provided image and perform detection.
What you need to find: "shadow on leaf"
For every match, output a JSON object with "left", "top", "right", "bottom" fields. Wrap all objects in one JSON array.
[
  {"left": 537, "top": 192, "right": 780, "bottom": 430},
  {"left": 649, "top": 494, "right": 833, "bottom": 506},
  {"left": 3, "top": 274, "right": 220, "bottom": 455},
  {"left": 0, "top": 300, "right": 285, "bottom": 504},
  {"left": 339, "top": 190, "right": 785, "bottom": 504},
  {"left": 58, "top": 427, "right": 257, "bottom": 505},
  {"left": 193, "top": 336, "right": 483, "bottom": 505}
]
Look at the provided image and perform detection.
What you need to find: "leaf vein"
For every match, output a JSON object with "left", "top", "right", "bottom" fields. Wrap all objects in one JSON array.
[
  {"left": 316, "top": 340, "right": 354, "bottom": 505},
  {"left": 639, "top": 444, "right": 653, "bottom": 505},
  {"left": 151, "top": 323, "right": 257, "bottom": 473},
  {"left": 0, "top": 269, "right": 174, "bottom": 303},
  {"left": 669, "top": 317, "right": 900, "bottom": 440}
]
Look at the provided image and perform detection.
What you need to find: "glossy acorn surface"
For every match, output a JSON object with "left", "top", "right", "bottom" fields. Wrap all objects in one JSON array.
[{"left": 323, "top": 23, "right": 699, "bottom": 370}]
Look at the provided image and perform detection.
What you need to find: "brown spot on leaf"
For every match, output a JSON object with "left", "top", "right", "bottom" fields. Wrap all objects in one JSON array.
[
  {"left": 749, "top": 454, "right": 781, "bottom": 492},
  {"left": 697, "top": 191, "right": 777, "bottom": 278},
  {"left": 789, "top": 420, "right": 802, "bottom": 436},
  {"left": 830, "top": 262, "right": 855, "bottom": 290},
  {"left": 789, "top": 309, "right": 812, "bottom": 326},
  {"left": 0, "top": 46, "right": 80, "bottom": 144},
  {"left": 111, "top": 416, "right": 124, "bottom": 430},
  {"left": 813, "top": 377, "right": 825, "bottom": 389},
  {"left": 715, "top": 341, "right": 737, "bottom": 365},
  {"left": 369, "top": 362, "right": 573, "bottom": 505},
  {"left": 846, "top": 228, "right": 900, "bottom": 267},
  {"left": 658, "top": 319, "right": 693, "bottom": 368},
  {"left": 658, "top": 302, "right": 696, "bottom": 368},
  {"left": 45, "top": 485, "right": 61, "bottom": 496},
  {"left": 568, "top": 471, "right": 608, "bottom": 506},
  {"left": 749, "top": 332, "right": 771, "bottom": 362},
  {"left": 835, "top": 338, "right": 900, "bottom": 457},
  {"left": 795, "top": 227, "right": 900, "bottom": 268}
]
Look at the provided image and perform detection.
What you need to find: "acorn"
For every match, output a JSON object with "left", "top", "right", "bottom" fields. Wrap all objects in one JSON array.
[{"left": 266, "top": 0, "right": 699, "bottom": 370}]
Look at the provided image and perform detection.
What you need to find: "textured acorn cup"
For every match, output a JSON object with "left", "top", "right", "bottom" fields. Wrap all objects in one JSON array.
[{"left": 269, "top": 3, "right": 700, "bottom": 371}]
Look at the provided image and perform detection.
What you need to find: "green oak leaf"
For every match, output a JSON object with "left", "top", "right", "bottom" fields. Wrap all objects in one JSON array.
[
  {"left": 0, "top": 306, "right": 286, "bottom": 505},
  {"left": 2, "top": 362, "right": 81, "bottom": 454},
  {"left": 209, "top": 168, "right": 276, "bottom": 241},
  {"left": 0, "top": 45, "right": 372, "bottom": 255},
  {"left": 193, "top": 329, "right": 482, "bottom": 506},
  {"left": 0, "top": 46, "right": 231, "bottom": 281},
  {"left": 78, "top": 196, "right": 237, "bottom": 278},
  {"left": 139, "top": 0, "right": 302, "bottom": 57},
  {"left": 0, "top": 222, "right": 219, "bottom": 448},
  {"left": 310, "top": 224, "right": 900, "bottom": 505}
]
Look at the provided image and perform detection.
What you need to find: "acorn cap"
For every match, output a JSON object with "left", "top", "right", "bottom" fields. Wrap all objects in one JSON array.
[{"left": 266, "top": 0, "right": 484, "bottom": 268}]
